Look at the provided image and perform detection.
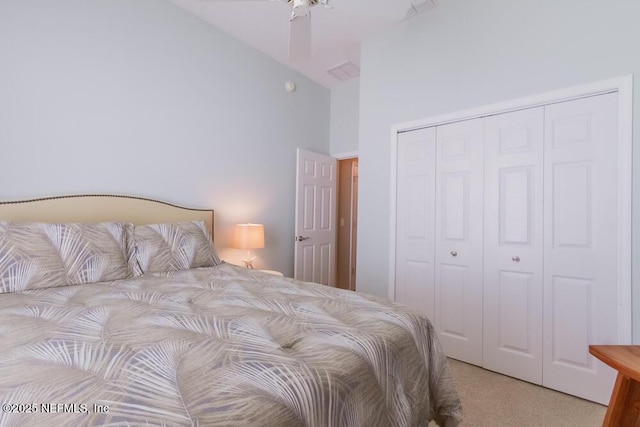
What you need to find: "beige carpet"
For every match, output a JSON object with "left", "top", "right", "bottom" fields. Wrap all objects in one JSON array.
[{"left": 446, "top": 358, "right": 608, "bottom": 426}]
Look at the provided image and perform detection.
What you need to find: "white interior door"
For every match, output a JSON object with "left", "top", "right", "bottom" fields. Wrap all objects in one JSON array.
[
  {"left": 483, "top": 107, "right": 544, "bottom": 383},
  {"left": 394, "top": 128, "right": 437, "bottom": 319},
  {"left": 434, "top": 118, "right": 484, "bottom": 366},
  {"left": 294, "top": 149, "right": 337, "bottom": 286},
  {"left": 543, "top": 93, "right": 619, "bottom": 404}
]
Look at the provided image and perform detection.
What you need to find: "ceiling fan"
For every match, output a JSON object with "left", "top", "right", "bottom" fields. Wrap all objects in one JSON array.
[{"left": 200, "top": 0, "right": 331, "bottom": 61}]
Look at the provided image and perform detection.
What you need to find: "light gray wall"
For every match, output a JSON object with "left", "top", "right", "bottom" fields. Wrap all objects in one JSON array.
[
  {"left": 329, "top": 78, "right": 359, "bottom": 155},
  {"left": 0, "top": 0, "right": 330, "bottom": 276},
  {"left": 356, "top": 0, "right": 640, "bottom": 341}
]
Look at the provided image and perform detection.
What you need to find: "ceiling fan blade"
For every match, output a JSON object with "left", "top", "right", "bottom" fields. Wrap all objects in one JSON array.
[{"left": 288, "top": 15, "right": 311, "bottom": 61}]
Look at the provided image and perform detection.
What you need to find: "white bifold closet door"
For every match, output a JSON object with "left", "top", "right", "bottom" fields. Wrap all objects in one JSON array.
[
  {"left": 483, "top": 107, "right": 544, "bottom": 384},
  {"left": 542, "top": 93, "right": 619, "bottom": 404},
  {"left": 393, "top": 91, "right": 622, "bottom": 404},
  {"left": 394, "top": 128, "right": 437, "bottom": 320},
  {"left": 434, "top": 118, "right": 484, "bottom": 366},
  {"left": 480, "top": 93, "right": 619, "bottom": 402}
]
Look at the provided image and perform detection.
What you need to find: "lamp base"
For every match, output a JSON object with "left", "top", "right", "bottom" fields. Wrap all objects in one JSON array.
[{"left": 241, "top": 255, "right": 256, "bottom": 269}]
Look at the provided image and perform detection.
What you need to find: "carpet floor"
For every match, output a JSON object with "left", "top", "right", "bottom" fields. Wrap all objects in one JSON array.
[{"left": 446, "top": 358, "right": 608, "bottom": 426}]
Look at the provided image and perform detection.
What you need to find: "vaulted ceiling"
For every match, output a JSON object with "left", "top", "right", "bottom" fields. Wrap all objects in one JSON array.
[{"left": 169, "top": 0, "right": 438, "bottom": 88}]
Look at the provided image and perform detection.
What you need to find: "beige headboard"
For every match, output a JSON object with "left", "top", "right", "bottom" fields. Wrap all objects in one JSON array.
[{"left": 0, "top": 195, "right": 214, "bottom": 238}]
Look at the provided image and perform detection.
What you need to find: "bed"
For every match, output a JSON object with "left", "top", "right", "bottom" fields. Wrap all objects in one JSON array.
[{"left": 0, "top": 195, "right": 462, "bottom": 426}]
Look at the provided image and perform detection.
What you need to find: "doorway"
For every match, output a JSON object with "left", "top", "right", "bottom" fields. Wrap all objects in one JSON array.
[{"left": 336, "top": 158, "right": 358, "bottom": 291}]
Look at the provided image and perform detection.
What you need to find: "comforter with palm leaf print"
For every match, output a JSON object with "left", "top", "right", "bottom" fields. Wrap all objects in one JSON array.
[{"left": 0, "top": 263, "right": 462, "bottom": 427}]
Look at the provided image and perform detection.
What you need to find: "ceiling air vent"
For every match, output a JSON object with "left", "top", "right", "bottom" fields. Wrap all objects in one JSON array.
[{"left": 326, "top": 61, "right": 360, "bottom": 81}]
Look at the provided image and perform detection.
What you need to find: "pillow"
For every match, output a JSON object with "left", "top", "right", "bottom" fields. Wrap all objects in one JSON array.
[
  {"left": 128, "top": 221, "right": 221, "bottom": 275},
  {"left": 0, "top": 221, "right": 130, "bottom": 294}
]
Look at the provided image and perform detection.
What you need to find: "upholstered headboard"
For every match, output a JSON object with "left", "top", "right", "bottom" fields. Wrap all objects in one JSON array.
[{"left": 0, "top": 194, "right": 214, "bottom": 238}]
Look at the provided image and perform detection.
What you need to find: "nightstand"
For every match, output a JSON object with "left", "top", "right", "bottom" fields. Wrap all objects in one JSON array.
[{"left": 258, "top": 269, "right": 284, "bottom": 277}]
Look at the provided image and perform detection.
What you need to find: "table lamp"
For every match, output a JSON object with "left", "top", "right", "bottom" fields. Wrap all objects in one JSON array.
[{"left": 233, "top": 223, "right": 265, "bottom": 268}]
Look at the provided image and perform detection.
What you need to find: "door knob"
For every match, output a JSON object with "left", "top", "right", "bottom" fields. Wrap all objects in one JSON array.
[
  {"left": 295, "top": 236, "right": 310, "bottom": 241},
  {"left": 512, "top": 256, "right": 520, "bottom": 262},
  {"left": 450, "top": 251, "right": 458, "bottom": 257}
]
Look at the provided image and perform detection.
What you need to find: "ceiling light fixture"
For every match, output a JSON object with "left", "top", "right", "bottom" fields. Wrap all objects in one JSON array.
[{"left": 291, "top": 0, "right": 311, "bottom": 18}]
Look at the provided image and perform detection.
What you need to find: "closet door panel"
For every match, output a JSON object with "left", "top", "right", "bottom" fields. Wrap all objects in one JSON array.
[
  {"left": 435, "top": 118, "right": 484, "bottom": 365},
  {"left": 395, "top": 128, "right": 436, "bottom": 319},
  {"left": 543, "top": 93, "right": 618, "bottom": 404},
  {"left": 483, "top": 107, "right": 544, "bottom": 383}
]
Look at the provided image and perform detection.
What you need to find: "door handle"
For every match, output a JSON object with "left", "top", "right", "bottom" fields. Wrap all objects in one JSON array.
[{"left": 295, "top": 236, "right": 310, "bottom": 241}]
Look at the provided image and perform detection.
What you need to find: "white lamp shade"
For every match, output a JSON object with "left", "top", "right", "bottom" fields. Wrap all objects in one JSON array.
[{"left": 233, "top": 223, "right": 265, "bottom": 250}]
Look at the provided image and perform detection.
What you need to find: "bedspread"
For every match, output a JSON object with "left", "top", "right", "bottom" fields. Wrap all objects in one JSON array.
[{"left": 0, "top": 263, "right": 462, "bottom": 426}]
